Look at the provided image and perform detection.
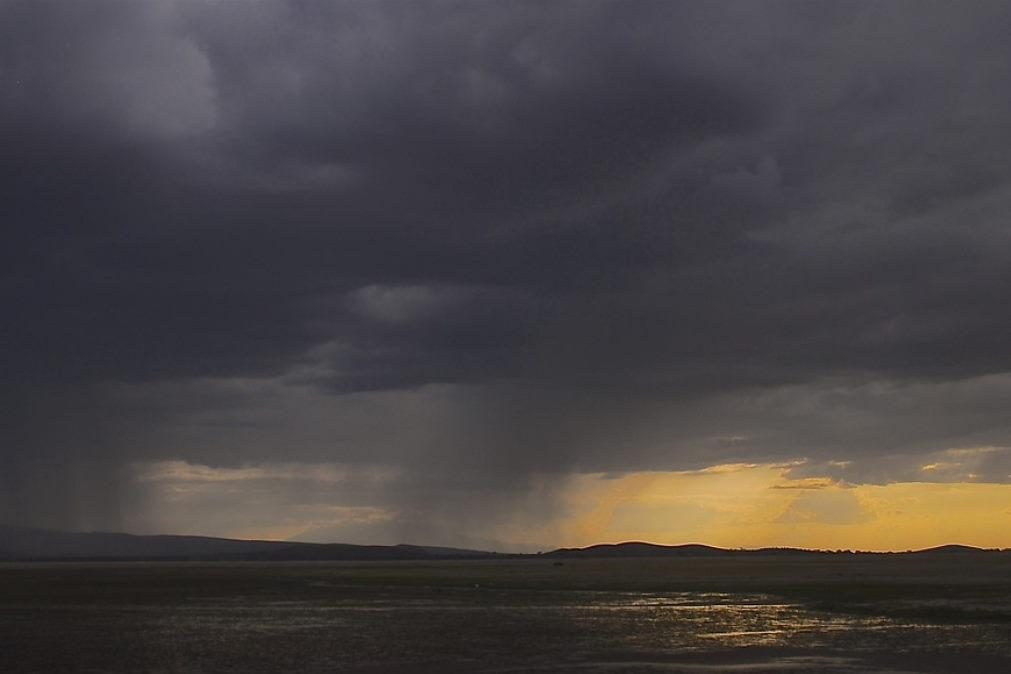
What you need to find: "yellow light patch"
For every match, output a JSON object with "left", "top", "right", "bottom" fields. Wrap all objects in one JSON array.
[{"left": 531, "top": 464, "right": 1011, "bottom": 551}]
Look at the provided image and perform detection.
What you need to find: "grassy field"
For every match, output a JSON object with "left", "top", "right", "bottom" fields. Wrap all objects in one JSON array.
[{"left": 3, "top": 556, "right": 1011, "bottom": 672}]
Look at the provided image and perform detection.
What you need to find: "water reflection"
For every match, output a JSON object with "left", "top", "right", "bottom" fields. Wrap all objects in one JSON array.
[
  {"left": 143, "top": 590, "right": 1011, "bottom": 671},
  {"left": 4, "top": 574, "right": 1011, "bottom": 672}
]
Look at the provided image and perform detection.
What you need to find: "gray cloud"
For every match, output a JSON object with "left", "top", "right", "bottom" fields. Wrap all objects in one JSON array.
[{"left": 3, "top": 1, "right": 1011, "bottom": 541}]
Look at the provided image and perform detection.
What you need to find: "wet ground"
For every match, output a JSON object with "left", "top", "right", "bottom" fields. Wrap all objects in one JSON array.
[{"left": 2, "top": 556, "right": 1010, "bottom": 672}]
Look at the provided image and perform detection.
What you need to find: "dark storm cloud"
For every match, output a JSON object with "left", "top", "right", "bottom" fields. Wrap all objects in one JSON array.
[{"left": 4, "top": 1, "right": 1011, "bottom": 537}]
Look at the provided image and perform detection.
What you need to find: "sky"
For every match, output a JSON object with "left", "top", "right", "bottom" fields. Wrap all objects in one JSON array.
[{"left": 3, "top": 0, "right": 1011, "bottom": 551}]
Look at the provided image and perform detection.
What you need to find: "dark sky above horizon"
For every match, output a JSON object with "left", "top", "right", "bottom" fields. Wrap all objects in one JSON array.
[{"left": 4, "top": 1, "right": 1011, "bottom": 549}]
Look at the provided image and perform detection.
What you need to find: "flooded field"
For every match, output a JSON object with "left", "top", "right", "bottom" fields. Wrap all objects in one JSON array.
[{"left": 2, "top": 556, "right": 1011, "bottom": 672}]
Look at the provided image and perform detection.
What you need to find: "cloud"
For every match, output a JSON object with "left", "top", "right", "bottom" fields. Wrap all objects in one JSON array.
[
  {"left": 124, "top": 459, "right": 399, "bottom": 542},
  {"left": 1, "top": 1, "right": 216, "bottom": 139},
  {"left": 791, "top": 446, "right": 1011, "bottom": 486},
  {"left": 133, "top": 460, "right": 399, "bottom": 485},
  {"left": 3, "top": 1, "right": 1011, "bottom": 542},
  {"left": 776, "top": 489, "right": 873, "bottom": 526}
]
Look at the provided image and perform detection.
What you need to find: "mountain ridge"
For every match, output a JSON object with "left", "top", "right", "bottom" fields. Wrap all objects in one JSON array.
[
  {"left": 0, "top": 526, "right": 501, "bottom": 561},
  {"left": 0, "top": 527, "right": 1004, "bottom": 561},
  {"left": 546, "top": 540, "right": 1002, "bottom": 558}
]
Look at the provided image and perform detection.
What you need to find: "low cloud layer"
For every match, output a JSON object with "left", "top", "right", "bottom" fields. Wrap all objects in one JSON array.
[{"left": 3, "top": 1, "right": 1011, "bottom": 543}]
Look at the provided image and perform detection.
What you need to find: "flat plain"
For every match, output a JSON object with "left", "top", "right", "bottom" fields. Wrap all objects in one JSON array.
[{"left": 3, "top": 555, "right": 1011, "bottom": 672}]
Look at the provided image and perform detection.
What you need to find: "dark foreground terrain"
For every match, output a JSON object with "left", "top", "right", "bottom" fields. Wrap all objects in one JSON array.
[{"left": 3, "top": 555, "right": 1011, "bottom": 672}]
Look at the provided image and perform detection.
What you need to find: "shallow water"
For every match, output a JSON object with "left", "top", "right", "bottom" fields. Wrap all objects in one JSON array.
[{"left": 2, "top": 560, "right": 1010, "bottom": 672}]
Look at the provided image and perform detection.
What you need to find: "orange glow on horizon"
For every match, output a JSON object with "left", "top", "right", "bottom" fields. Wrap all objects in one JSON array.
[{"left": 501, "top": 464, "right": 1011, "bottom": 552}]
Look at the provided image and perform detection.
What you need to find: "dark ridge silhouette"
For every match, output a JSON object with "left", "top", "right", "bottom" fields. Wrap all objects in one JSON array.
[
  {"left": 543, "top": 541, "right": 1007, "bottom": 559},
  {"left": 1, "top": 527, "right": 1005, "bottom": 561},
  {"left": 544, "top": 542, "right": 832, "bottom": 558},
  {"left": 396, "top": 544, "right": 491, "bottom": 558},
  {"left": 910, "top": 544, "right": 990, "bottom": 555},
  {"left": 0, "top": 526, "right": 502, "bottom": 562},
  {"left": 546, "top": 542, "right": 734, "bottom": 558}
]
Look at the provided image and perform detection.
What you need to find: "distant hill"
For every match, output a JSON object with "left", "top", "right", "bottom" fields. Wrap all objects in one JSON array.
[
  {"left": 546, "top": 542, "right": 737, "bottom": 558},
  {"left": 910, "top": 544, "right": 990, "bottom": 555},
  {"left": 0, "top": 526, "right": 498, "bottom": 562},
  {"left": 0, "top": 527, "right": 1003, "bottom": 561},
  {"left": 542, "top": 541, "right": 1005, "bottom": 558},
  {"left": 397, "top": 544, "right": 491, "bottom": 558},
  {"left": 544, "top": 542, "right": 832, "bottom": 558}
]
